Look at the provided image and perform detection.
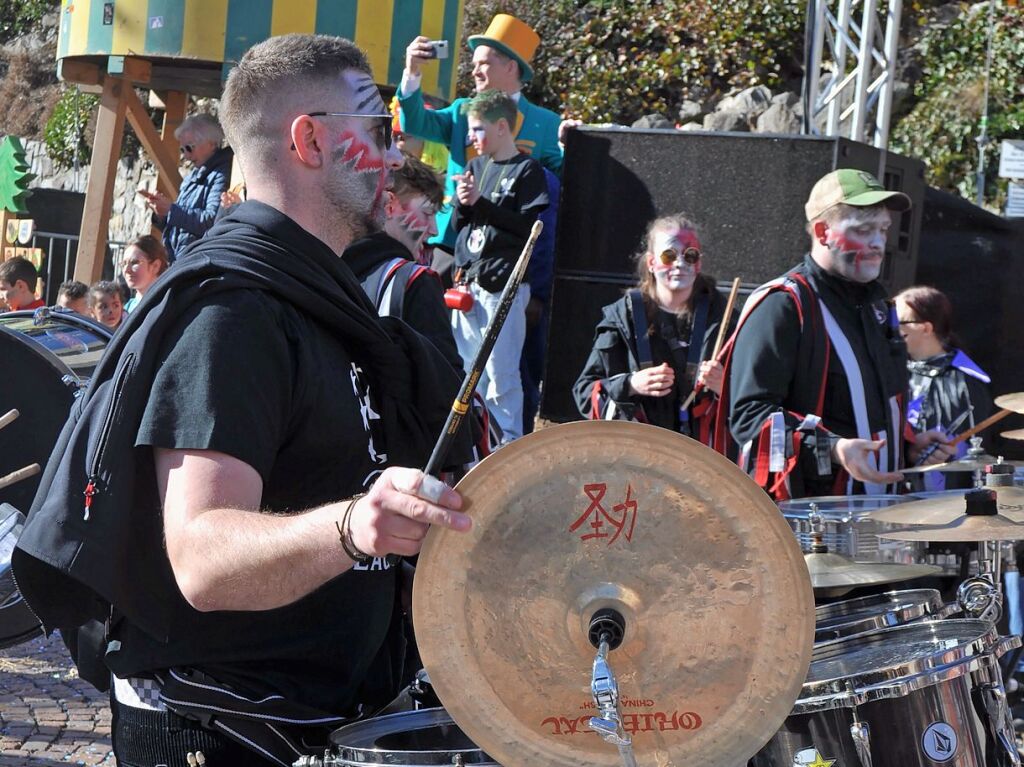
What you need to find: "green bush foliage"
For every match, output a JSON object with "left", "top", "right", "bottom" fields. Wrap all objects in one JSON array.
[
  {"left": 43, "top": 87, "right": 98, "bottom": 172},
  {"left": 0, "top": 0, "right": 58, "bottom": 44},
  {"left": 887, "top": 4, "right": 1024, "bottom": 206},
  {"left": 459, "top": 0, "right": 806, "bottom": 124}
]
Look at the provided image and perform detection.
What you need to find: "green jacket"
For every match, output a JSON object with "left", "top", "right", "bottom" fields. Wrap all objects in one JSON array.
[{"left": 398, "top": 87, "right": 563, "bottom": 249}]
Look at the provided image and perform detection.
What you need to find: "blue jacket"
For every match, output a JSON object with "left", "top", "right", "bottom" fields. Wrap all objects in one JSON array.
[
  {"left": 398, "top": 88, "right": 562, "bottom": 250},
  {"left": 158, "top": 146, "right": 233, "bottom": 262}
]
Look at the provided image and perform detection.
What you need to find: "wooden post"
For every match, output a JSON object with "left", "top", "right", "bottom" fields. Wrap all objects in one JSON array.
[
  {"left": 74, "top": 73, "right": 128, "bottom": 285},
  {"left": 157, "top": 90, "right": 187, "bottom": 199},
  {"left": 124, "top": 87, "right": 182, "bottom": 198}
]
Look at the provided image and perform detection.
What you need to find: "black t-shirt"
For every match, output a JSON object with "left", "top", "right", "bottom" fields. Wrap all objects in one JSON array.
[
  {"left": 107, "top": 288, "right": 401, "bottom": 714},
  {"left": 453, "top": 153, "right": 549, "bottom": 292}
]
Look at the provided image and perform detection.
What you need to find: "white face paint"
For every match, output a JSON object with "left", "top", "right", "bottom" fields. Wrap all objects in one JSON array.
[
  {"left": 646, "top": 226, "right": 701, "bottom": 293},
  {"left": 821, "top": 207, "right": 891, "bottom": 283}
]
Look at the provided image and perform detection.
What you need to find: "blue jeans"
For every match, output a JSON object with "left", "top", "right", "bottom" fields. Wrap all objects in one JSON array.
[{"left": 452, "top": 282, "right": 529, "bottom": 442}]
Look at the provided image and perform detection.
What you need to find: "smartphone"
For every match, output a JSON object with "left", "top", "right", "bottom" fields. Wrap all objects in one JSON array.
[{"left": 425, "top": 40, "right": 449, "bottom": 60}]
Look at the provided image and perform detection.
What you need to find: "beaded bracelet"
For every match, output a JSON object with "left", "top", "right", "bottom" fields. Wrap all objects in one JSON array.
[{"left": 336, "top": 493, "right": 372, "bottom": 563}]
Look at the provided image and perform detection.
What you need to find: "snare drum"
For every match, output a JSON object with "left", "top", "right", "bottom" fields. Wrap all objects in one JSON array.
[
  {"left": 779, "top": 495, "right": 943, "bottom": 568},
  {"left": 327, "top": 707, "right": 499, "bottom": 766},
  {"left": 814, "top": 588, "right": 952, "bottom": 643},
  {"left": 752, "top": 619, "right": 1021, "bottom": 767}
]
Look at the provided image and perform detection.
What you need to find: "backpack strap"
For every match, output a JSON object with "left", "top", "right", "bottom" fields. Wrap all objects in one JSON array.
[
  {"left": 362, "top": 258, "right": 430, "bottom": 319},
  {"left": 627, "top": 289, "right": 653, "bottom": 370}
]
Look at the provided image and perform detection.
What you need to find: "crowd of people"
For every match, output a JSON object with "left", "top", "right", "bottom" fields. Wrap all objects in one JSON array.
[{"left": 1, "top": 13, "right": 998, "bottom": 767}]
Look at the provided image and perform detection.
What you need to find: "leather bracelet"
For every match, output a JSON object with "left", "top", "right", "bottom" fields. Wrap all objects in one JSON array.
[{"left": 336, "top": 493, "right": 372, "bottom": 563}]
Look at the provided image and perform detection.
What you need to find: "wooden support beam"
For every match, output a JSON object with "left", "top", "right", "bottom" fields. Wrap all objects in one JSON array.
[
  {"left": 74, "top": 74, "right": 128, "bottom": 285},
  {"left": 57, "top": 60, "right": 101, "bottom": 87},
  {"left": 107, "top": 56, "right": 152, "bottom": 84},
  {"left": 156, "top": 91, "right": 188, "bottom": 199},
  {"left": 124, "top": 87, "right": 182, "bottom": 198}
]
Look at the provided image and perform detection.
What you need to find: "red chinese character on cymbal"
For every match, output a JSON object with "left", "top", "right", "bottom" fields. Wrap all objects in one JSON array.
[{"left": 569, "top": 483, "right": 637, "bottom": 545}]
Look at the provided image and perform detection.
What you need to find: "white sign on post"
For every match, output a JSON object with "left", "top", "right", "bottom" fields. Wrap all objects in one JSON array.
[
  {"left": 1006, "top": 181, "right": 1024, "bottom": 219},
  {"left": 998, "top": 140, "right": 1024, "bottom": 179}
]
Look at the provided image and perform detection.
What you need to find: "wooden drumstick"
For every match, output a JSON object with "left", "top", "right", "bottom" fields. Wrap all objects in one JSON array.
[
  {"left": 679, "top": 277, "right": 742, "bottom": 411},
  {"left": 0, "top": 409, "right": 19, "bottom": 431},
  {"left": 949, "top": 408, "right": 1013, "bottom": 447},
  {"left": 0, "top": 463, "right": 40, "bottom": 491}
]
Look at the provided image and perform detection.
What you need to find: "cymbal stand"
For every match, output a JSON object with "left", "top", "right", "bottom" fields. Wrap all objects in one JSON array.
[
  {"left": 587, "top": 610, "right": 637, "bottom": 767},
  {"left": 958, "top": 539, "right": 1003, "bottom": 623}
]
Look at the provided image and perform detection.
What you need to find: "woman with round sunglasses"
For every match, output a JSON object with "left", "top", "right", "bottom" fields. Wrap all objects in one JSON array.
[
  {"left": 138, "top": 113, "right": 233, "bottom": 263},
  {"left": 574, "top": 214, "right": 735, "bottom": 442}
]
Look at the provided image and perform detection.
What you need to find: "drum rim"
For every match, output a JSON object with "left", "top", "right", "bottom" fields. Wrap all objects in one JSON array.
[
  {"left": 330, "top": 707, "right": 492, "bottom": 763},
  {"left": 813, "top": 589, "right": 943, "bottom": 640},
  {"left": 815, "top": 588, "right": 942, "bottom": 622},
  {"left": 798, "top": 618, "right": 998, "bottom": 709}
]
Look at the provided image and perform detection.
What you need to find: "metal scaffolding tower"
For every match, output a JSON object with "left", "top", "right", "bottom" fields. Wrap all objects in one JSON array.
[{"left": 805, "top": 0, "right": 903, "bottom": 149}]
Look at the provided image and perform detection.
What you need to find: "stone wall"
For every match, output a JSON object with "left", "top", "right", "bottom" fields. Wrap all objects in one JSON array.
[{"left": 21, "top": 139, "right": 159, "bottom": 245}]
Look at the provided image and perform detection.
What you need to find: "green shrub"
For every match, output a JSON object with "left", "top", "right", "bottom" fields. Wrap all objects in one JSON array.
[
  {"left": 887, "top": 4, "right": 1024, "bottom": 206},
  {"left": 43, "top": 87, "right": 97, "bottom": 172}
]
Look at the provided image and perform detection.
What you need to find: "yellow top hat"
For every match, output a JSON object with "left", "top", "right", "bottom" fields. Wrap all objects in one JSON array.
[{"left": 468, "top": 14, "right": 540, "bottom": 83}]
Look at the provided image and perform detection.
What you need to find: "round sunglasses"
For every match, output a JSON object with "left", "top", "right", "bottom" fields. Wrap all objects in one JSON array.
[{"left": 658, "top": 247, "right": 702, "bottom": 266}]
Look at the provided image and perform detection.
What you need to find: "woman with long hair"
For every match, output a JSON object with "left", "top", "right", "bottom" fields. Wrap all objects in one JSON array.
[
  {"left": 122, "top": 235, "right": 169, "bottom": 313},
  {"left": 574, "top": 213, "right": 734, "bottom": 442},
  {"left": 896, "top": 285, "right": 993, "bottom": 489}
]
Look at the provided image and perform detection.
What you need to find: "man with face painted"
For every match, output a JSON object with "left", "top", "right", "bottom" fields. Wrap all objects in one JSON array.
[
  {"left": 574, "top": 214, "right": 734, "bottom": 443},
  {"left": 14, "top": 35, "right": 471, "bottom": 765},
  {"left": 716, "top": 169, "right": 944, "bottom": 499},
  {"left": 343, "top": 154, "right": 462, "bottom": 373}
]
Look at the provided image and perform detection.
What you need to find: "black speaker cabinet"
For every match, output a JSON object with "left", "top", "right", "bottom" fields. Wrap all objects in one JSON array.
[{"left": 541, "top": 128, "right": 926, "bottom": 423}]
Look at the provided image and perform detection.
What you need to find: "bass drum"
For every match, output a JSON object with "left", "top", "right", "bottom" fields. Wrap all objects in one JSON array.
[{"left": 0, "top": 308, "right": 111, "bottom": 513}]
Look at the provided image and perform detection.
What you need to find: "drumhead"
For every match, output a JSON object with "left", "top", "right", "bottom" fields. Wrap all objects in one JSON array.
[
  {"left": 0, "top": 309, "right": 111, "bottom": 513},
  {"left": 329, "top": 708, "right": 497, "bottom": 765},
  {"left": 803, "top": 619, "right": 997, "bottom": 703},
  {"left": 778, "top": 494, "right": 917, "bottom": 521}
]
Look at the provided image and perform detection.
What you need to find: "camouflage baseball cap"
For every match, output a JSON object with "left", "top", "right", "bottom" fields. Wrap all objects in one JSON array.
[{"left": 804, "top": 168, "right": 912, "bottom": 222}]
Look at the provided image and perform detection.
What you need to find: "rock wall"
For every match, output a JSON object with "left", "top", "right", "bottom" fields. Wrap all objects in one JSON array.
[{"left": 21, "top": 139, "right": 159, "bottom": 245}]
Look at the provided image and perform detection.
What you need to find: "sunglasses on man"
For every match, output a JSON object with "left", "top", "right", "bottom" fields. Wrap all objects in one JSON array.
[
  {"left": 289, "top": 112, "right": 394, "bottom": 151},
  {"left": 658, "top": 247, "right": 702, "bottom": 266}
]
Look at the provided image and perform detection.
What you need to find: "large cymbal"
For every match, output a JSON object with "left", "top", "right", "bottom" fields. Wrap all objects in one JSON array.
[
  {"left": 867, "top": 487, "right": 1024, "bottom": 525},
  {"left": 878, "top": 513, "right": 1024, "bottom": 542},
  {"left": 995, "top": 392, "right": 1024, "bottom": 413},
  {"left": 1003, "top": 428, "right": 1024, "bottom": 441},
  {"left": 804, "top": 551, "right": 942, "bottom": 598},
  {"left": 413, "top": 421, "right": 814, "bottom": 767}
]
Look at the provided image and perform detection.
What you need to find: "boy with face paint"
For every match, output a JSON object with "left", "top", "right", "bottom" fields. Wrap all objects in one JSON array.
[
  {"left": 716, "top": 169, "right": 949, "bottom": 499},
  {"left": 574, "top": 214, "right": 735, "bottom": 442},
  {"left": 343, "top": 155, "right": 462, "bottom": 373}
]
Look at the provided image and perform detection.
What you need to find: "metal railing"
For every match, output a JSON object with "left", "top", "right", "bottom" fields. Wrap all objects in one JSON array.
[{"left": 29, "top": 231, "right": 128, "bottom": 303}]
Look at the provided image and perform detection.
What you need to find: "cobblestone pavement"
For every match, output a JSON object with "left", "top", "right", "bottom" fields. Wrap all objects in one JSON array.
[{"left": 0, "top": 632, "right": 114, "bottom": 766}]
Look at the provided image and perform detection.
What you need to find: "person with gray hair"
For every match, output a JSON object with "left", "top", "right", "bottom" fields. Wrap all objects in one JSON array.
[
  {"left": 15, "top": 33, "right": 470, "bottom": 766},
  {"left": 138, "top": 112, "right": 233, "bottom": 262}
]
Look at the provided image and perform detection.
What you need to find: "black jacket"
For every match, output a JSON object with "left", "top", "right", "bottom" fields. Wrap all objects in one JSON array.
[
  {"left": 14, "top": 201, "right": 462, "bottom": 650},
  {"left": 724, "top": 255, "right": 907, "bottom": 497},
  {"left": 574, "top": 278, "right": 731, "bottom": 433},
  {"left": 344, "top": 231, "right": 463, "bottom": 374}
]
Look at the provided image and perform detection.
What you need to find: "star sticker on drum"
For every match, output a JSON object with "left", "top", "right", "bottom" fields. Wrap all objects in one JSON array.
[{"left": 793, "top": 748, "right": 837, "bottom": 767}]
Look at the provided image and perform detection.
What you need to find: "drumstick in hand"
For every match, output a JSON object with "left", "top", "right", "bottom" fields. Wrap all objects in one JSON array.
[{"left": 679, "top": 277, "right": 742, "bottom": 412}]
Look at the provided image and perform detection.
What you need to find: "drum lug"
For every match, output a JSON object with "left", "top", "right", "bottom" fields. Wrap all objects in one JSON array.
[
  {"left": 451, "top": 756, "right": 464, "bottom": 766},
  {"left": 849, "top": 717, "right": 873, "bottom": 767},
  {"left": 978, "top": 682, "right": 1022, "bottom": 766}
]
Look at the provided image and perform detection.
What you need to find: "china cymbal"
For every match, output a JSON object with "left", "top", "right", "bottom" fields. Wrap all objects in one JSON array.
[
  {"left": 995, "top": 392, "right": 1024, "bottom": 413},
  {"left": 1002, "top": 428, "right": 1024, "bottom": 441},
  {"left": 878, "top": 513, "right": 1024, "bottom": 542},
  {"left": 867, "top": 487, "right": 1024, "bottom": 525},
  {"left": 414, "top": 421, "right": 814, "bottom": 767},
  {"left": 804, "top": 551, "right": 942, "bottom": 598}
]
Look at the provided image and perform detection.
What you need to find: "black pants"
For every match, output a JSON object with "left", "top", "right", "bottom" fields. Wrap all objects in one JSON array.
[{"left": 110, "top": 694, "right": 276, "bottom": 767}]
